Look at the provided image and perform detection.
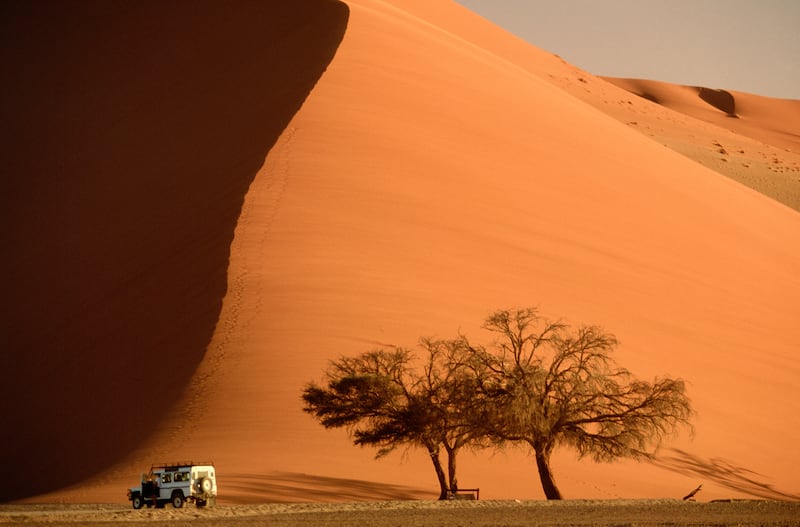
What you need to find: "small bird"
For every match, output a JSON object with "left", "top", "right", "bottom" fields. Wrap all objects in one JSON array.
[{"left": 683, "top": 484, "right": 703, "bottom": 501}]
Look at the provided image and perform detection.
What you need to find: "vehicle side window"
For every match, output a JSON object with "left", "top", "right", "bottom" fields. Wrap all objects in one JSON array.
[
  {"left": 175, "top": 472, "right": 189, "bottom": 482},
  {"left": 161, "top": 473, "right": 171, "bottom": 484}
]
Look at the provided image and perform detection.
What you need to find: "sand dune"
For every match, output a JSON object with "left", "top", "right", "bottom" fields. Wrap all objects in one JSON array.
[
  {"left": 6, "top": 0, "right": 799, "bottom": 505},
  {"left": 601, "top": 77, "right": 800, "bottom": 151},
  {"left": 349, "top": 2, "right": 800, "bottom": 210},
  {"left": 591, "top": 77, "right": 800, "bottom": 212},
  {"left": 1, "top": 0, "right": 348, "bottom": 501},
  {"left": 543, "top": 73, "right": 800, "bottom": 211}
]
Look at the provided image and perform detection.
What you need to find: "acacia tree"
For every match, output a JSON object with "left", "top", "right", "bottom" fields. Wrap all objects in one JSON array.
[
  {"left": 471, "top": 308, "right": 694, "bottom": 499},
  {"left": 301, "top": 344, "right": 483, "bottom": 499},
  {"left": 417, "top": 336, "right": 491, "bottom": 494},
  {"left": 302, "top": 308, "right": 693, "bottom": 500}
]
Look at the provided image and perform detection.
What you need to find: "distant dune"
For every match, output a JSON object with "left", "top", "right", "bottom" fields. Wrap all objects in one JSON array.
[
  {"left": 597, "top": 77, "right": 800, "bottom": 211},
  {"left": 4, "top": 0, "right": 799, "bottom": 504},
  {"left": 601, "top": 77, "right": 800, "bottom": 150}
]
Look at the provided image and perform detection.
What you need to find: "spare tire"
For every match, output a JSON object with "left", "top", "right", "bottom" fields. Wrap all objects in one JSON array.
[{"left": 198, "top": 477, "right": 213, "bottom": 493}]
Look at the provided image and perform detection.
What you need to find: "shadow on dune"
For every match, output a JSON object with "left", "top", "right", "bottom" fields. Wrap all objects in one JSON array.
[
  {"left": 698, "top": 87, "right": 738, "bottom": 117},
  {"left": 0, "top": 0, "right": 348, "bottom": 501},
  {"left": 634, "top": 92, "right": 662, "bottom": 105},
  {"left": 222, "top": 472, "right": 431, "bottom": 504},
  {"left": 652, "top": 448, "right": 800, "bottom": 501}
]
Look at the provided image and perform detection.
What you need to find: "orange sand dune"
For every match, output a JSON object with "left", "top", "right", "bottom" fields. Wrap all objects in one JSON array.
[
  {"left": 348, "top": 3, "right": 800, "bottom": 211},
  {"left": 545, "top": 74, "right": 800, "bottom": 211},
  {"left": 6, "top": 0, "right": 800, "bottom": 504},
  {"left": 1, "top": 0, "right": 347, "bottom": 501},
  {"left": 601, "top": 77, "right": 800, "bottom": 151}
]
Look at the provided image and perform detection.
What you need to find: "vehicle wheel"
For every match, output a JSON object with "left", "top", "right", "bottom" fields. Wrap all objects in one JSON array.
[
  {"left": 196, "top": 498, "right": 206, "bottom": 508},
  {"left": 171, "top": 491, "right": 184, "bottom": 508},
  {"left": 131, "top": 494, "right": 143, "bottom": 509},
  {"left": 198, "top": 477, "right": 213, "bottom": 493}
]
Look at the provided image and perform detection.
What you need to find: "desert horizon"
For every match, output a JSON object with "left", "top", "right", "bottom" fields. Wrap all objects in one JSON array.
[{"left": 2, "top": 0, "right": 798, "bottom": 508}]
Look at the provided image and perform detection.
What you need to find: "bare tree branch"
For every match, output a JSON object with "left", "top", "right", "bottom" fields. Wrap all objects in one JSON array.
[{"left": 301, "top": 307, "right": 694, "bottom": 501}]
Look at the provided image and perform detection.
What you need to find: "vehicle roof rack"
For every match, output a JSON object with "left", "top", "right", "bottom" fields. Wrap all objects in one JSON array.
[{"left": 150, "top": 461, "right": 215, "bottom": 471}]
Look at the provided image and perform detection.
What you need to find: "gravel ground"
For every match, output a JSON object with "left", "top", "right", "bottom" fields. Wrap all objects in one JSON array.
[{"left": 2, "top": 499, "right": 799, "bottom": 526}]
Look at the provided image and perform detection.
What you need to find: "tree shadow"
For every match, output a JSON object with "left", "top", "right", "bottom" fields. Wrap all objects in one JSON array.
[
  {"left": 651, "top": 448, "right": 800, "bottom": 501},
  {"left": 0, "top": 0, "right": 348, "bottom": 501},
  {"left": 222, "top": 472, "right": 431, "bottom": 504}
]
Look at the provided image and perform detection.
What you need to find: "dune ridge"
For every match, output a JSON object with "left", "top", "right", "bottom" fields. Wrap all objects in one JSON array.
[
  {"left": 600, "top": 77, "right": 800, "bottom": 152},
  {"left": 351, "top": 2, "right": 800, "bottom": 211},
  {"left": 7, "top": 0, "right": 800, "bottom": 504},
  {"left": 586, "top": 77, "right": 800, "bottom": 211},
  {"left": 1, "top": 0, "right": 348, "bottom": 501}
]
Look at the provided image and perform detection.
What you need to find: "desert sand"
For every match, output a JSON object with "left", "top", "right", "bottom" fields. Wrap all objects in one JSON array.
[
  {"left": 3, "top": 0, "right": 799, "bottom": 508},
  {"left": 2, "top": 500, "right": 800, "bottom": 527}
]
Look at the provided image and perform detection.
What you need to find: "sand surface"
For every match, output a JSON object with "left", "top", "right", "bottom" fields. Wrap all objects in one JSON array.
[
  {"left": 594, "top": 77, "right": 800, "bottom": 211},
  {"left": 4, "top": 0, "right": 800, "bottom": 506},
  {"left": 2, "top": 500, "right": 799, "bottom": 527}
]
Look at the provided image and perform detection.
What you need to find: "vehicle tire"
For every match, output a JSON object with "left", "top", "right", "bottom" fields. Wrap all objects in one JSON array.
[
  {"left": 171, "top": 491, "right": 184, "bottom": 508},
  {"left": 198, "top": 477, "right": 213, "bottom": 494},
  {"left": 196, "top": 499, "right": 206, "bottom": 508},
  {"left": 131, "top": 493, "right": 143, "bottom": 509}
]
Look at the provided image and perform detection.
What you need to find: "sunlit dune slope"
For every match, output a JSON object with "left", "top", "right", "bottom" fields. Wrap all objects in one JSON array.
[
  {"left": 11, "top": 0, "right": 800, "bottom": 504},
  {"left": 595, "top": 77, "right": 800, "bottom": 211},
  {"left": 0, "top": 0, "right": 348, "bottom": 501},
  {"left": 357, "top": 2, "right": 800, "bottom": 211}
]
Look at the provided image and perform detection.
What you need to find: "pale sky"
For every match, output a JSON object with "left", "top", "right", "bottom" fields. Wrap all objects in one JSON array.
[{"left": 454, "top": 0, "right": 800, "bottom": 99}]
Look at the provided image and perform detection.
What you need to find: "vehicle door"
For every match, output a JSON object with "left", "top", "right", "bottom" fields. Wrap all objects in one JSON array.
[
  {"left": 158, "top": 471, "right": 176, "bottom": 500},
  {"left": 174, "top": 469, "right": 191, "bottom": 495}
]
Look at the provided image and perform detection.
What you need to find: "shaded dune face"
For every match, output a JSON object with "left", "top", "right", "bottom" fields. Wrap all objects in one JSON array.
[
  {"left": 698, "top": 87, "right": 737, "bottom": 117},
  {"left": 0, "top": 0, "right": 348, "bottom": 500}
]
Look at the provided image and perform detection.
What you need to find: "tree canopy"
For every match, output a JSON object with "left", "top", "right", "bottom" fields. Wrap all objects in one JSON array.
[
  {"left": 301, "top": 344, "right": 485, "bottom": 499},
  {"left": 469, "top": 308, "right": 694, "bottom": 498},
  {"left": 301, "top": 307, "right": 693, "bottom": 499}
]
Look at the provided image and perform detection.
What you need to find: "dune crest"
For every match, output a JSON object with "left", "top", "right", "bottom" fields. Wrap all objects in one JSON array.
[
  {"left": 600, "top": 77, "right": 800, "bottom": 151},
  {"left": 358, "top": 3, "right": 800, "bottom": 210},
  {"left": 560, "top": 76, "right": 800, "bottom": 211},
  {"left": 698, "top": 87, "right": 738, "bottom": 117},
  {"left": 1, "top": 0, "right": 348, "bottom": 501},
  {"left": 9, "top": 0, "right": 800, "bottom": 504}
]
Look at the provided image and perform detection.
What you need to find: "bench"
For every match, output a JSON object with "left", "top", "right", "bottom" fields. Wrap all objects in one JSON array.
[{"left": 447, "top": 488, "right": 480, "bottom": 500}]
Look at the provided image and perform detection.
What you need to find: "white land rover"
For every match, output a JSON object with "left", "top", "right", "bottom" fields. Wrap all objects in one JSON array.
[{"left": 127, "top": 462, "right": 217, "bottom": 509}]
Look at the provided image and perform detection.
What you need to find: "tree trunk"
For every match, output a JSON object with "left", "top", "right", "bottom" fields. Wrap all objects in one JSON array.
[
  {"left": 534, "top": 446, "right": 562, "bottom": 500},
  {"left": 426, "top": 444, "right": 449, "bottom": 500},
  {"left": 445, "top": 445, "right": 458, "bottom": 494}
]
